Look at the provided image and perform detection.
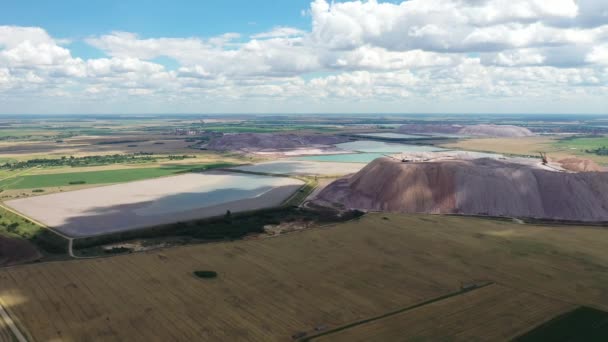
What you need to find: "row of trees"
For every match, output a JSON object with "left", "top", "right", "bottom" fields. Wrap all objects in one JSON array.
[
  {"left": 586, "top": 147, "right": 608, "bottom": 156},
  {"left": 1, "top": 154, "right": 156, "bottom": 169}
]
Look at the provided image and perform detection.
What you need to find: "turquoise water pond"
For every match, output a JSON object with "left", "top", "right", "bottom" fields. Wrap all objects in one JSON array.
[{"left": 336, "top": 141, "right": 445, "bottom": 153}]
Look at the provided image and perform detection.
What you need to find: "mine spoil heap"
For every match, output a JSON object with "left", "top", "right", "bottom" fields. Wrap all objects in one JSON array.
[
  {"left": 398, "top": 124, "right": 534, "bottom": 137},
  {"left": 316, "top": 157, "right": 608, "bottom": 221}
]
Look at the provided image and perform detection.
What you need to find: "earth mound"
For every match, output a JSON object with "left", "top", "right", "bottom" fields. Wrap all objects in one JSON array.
[
  {"left": 315, "top": 157, "right": 608, "bottom": 221},
  {"left": 206, "top": 133, "right": 349, "bottom": 152},
  {"left": 557, "top": 157, "right": 604, "bottom": 172},
  {"left": 397, "top": 124, "right": 463, "bottom": 134},
  {"left": 398, "top": 124, "right": 533, "bottom": 137},
  {"left": 458, "top": 124, "right": 534, "bottom": 137}
]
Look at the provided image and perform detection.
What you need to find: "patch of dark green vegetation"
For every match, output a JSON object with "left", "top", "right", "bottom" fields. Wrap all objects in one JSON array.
[
  {"left": 68, "top": 181, "right": 87, "bottom": 185},
  {"left": 73, "top": 205, "right": 365, "bottom": 251},
  {"left": 167, "top": 155, "right": 196, "bottom": 160},
  {"left": 587, "top": 146, "right": 608, "bottom": 156},
  {"left": 32, "top": 189, "right": 45, "bottom": 193},
  {"left": 1, "top": 153, "right": 157, "bottom": 170},
  {"left": 30, "top": 230, "right": 70, "bottom": 254},
  {"left": 515, "top": 306, "right": 608, "bottom": 342},
  {"left": 0, "top": 207, "right": 68, "bottom": 255},
  {"left": 104, "top": 247, "right": 132, "bottom": 254},
  {"left": 194, "top": 270, "right": 217, "bottom": 279}
]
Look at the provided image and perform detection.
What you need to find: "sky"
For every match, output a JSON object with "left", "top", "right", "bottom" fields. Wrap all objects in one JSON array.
[{"left": 0, "top": 0, "right": 607, "bottom": 114}]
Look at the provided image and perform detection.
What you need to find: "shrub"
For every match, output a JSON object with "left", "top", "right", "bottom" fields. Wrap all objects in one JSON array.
[
  {"left": 32, "top": 189, "right": 45, "bottom": 193},
  {"left": 193, "top": 270, "right": 217, "bottom": 279},
  {"left": 69, "top": 181, "right": 86, "bottom": 185},
  {"left": 104, "top": 247, "right": 132, "bottom": 254},
  {"left": 6, "top": 222, "right": 19, "bottom": 233}
]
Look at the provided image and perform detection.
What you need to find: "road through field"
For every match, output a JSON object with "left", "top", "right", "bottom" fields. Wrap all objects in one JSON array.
[{"left": 0, "top": 202, "right": 77, "bottom": 258}]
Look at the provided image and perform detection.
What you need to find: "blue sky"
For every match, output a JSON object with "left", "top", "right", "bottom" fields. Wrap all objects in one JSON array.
[
  {"left": 0, "top": 0, "right": 607, "bottom": 114},
  {"left": 1, "top": 1, "right": 312, "bottom": 38},
  {"left": 2, "top": 0, "right": 312, "bottom": 61}
]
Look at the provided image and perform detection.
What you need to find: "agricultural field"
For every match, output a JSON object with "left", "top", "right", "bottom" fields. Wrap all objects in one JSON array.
[
  {"left": 0, "top": 213, "right": 606, "bottom": 341},
  {"left": 5, "top": 171, "right": 304, "bottom": 237},
  {"left": 555, "top": 135, "right": 608, "bottom": 150},
  {"left": 313, "top": 284, "right": 574, "bottom": 341},
  {"left": 441, "top": 135, "right": 608, "bottom": 165},
  {"left": 0, "top": 162, "right": 235, "bottom": 190}
]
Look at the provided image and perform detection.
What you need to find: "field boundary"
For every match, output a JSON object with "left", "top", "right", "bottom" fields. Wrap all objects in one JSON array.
[
  {"left": 0, "top": 299, "right": 27, "bottom": 342},
  {"left": 0, "top": 202, "right": 74, "bottom": 257},
  {"left": 301, "top": 281, "right": 495, "bottom": 341}
]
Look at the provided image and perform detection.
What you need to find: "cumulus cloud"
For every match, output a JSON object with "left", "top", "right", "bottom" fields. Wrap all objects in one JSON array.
[
  {"left": 251, "top": 27, "right": 305, "bottom": 39},
  {"left": 1, "top": 0, "right": 608, "bottom": 113}
]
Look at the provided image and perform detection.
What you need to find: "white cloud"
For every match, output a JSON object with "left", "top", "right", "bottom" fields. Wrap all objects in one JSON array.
[
  {"left": 483, "top": 49, "right": 546, "bottom": 66},
  {"left": 251, "top": 27, "right": 305, "bottom": 39},
  {"left": 0, "top": 0, "right": 607, "bottom": 113},
  {"left": 586, "top": 44, "right": 608, "bottom": 65}
]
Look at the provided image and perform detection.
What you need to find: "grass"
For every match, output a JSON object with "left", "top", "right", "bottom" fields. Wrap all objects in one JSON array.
[
  {"left": 0, "top": 205, "right": 68, "bottom": 255},
  {"left": 1, "top": 214, "right": 607, "bottom": 341},
  {"left": 0, "top": 162, "right": 236, "bottom": 190},
  {"left": 0, "top": 129, "right": 59, "bottom": 138},
  {"left": 515, "top": 306, "right": 608, "bottom": 342},
  {"left": 556, "top": 136, "right": 608, "bottom": 150},
  {"left": 441, "top": 135, "right": 608, "bottom": 165},
  {"left": 0, "top": 206, "right": 41, "bottom": 240}
]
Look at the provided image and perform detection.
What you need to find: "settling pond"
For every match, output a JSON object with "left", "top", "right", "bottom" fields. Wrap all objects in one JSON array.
[
  {"left": 293, "top": 141, "right": 447, "bottom": 163},
  {"left": 6, "top": 171, "right": 303, "bottom": 238}
]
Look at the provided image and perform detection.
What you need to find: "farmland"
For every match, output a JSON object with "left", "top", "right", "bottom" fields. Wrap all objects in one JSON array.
[
  {"left": 441, "top": 135, "right": 608, "bottom": 165},
  {"left": 312, "top": 284, "right": 574, "bottom": 341},
  {"left": 0, "top": 213, "right": 607, "bottom": 341},
  {"left": 0, "top": 162, "right": 236, "bottom": 190},
  {"left": 556, "top": 135, "right": 608, "bottom": 150}
]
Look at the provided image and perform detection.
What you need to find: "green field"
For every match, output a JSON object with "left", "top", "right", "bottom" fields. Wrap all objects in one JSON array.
[
  {"left": 0, "top": 204, "right": 67, "bottom": 256},
  {"left": 0, "top": 163, "right": 235, "bottom": 189},
  {"left": 0, "top": 205, "right": 42, "bottom": 240},
  {"left": 0, "top": 129, "right": 59, "bottom": 138},
  {"left": 556, "top": 136, "right": 608, "bottom": 150},
  {"left": 515, "top": 306, "right": 608, "bottom": 341}
]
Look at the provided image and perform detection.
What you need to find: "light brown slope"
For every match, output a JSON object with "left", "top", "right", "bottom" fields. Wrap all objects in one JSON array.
[{"left": 316, "top": 157, "right": 608, "bottom": 221}]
